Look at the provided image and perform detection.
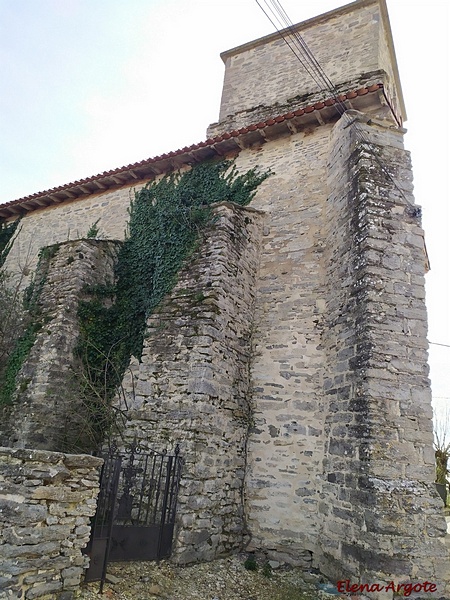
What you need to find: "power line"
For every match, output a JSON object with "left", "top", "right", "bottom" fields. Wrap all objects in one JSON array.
[
  {"left": 255, "top": 1, "right": 328, "bottom": 93},
  {"left": 255, "top": 0, "right": 416, "bottom": 209},
  {"left": 260, "top": 0, "right": 342, "bottom": 103},
  {"left": 430, "top": 341, "right": 450, "bottom": 349}
]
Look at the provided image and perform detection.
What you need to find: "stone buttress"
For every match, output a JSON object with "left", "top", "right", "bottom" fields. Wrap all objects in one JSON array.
[
  {"left": 318, "top": 111, "right": 450, "bottom": 595},
  {"left": 0, "top": 239, "right": 120, "bottom": 452},
  {"left": 115, "top": 203, "right": 264, "bottom": 563}
]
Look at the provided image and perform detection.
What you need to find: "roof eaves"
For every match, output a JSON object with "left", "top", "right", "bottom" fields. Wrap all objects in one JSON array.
[{"left": 0, "top": 83, "right": 383, "bottom": 220}]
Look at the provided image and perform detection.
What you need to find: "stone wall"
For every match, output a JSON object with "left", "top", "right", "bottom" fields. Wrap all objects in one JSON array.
[
  {"left": 213, "top": 0, "right": 403, "bottom": 133},
  {"left": 0, "top": 446, "right": 102, "bottom": 600},
  {"left": 0, "top": 0, "right": 446, "bottom": 593},
  {"left": 233, "top": 123, "right": 330, "bottom": 566},
  {"left": 115, "top": 202, "right": 264, "bottom": 563},
  {"left": 0, "top": 239, "right": 120, "bottom": 452},
  {"left": 318, "top": 111, "right": 450, "bottom": 597},
  {"left": 3, "top": 186, "right": 136, "bottom": 287}
]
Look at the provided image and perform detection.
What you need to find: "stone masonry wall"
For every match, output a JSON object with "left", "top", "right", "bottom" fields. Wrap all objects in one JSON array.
[
  {"left": 0, "top": 0, "right": 445, "bottom": 589},
  {"left": 318, "top": 111, "right": 450, "bottom": 597},
  {"left": 0, "top": 239, "right": 120, "bottom": 452},
  {"left": 0, "top": 446, "right": 102, "bottom": 600},
  {"left": 3, "top": 186, "right": 137, "bottom": 287},
  {"left": 232, "top": 123, "right": 331, "bottom": 567},
  {"left": 115, "top": 202, "right": 264, "bottom": 564},
  {"left": 213, "top": 0, "right": 402, "bottom": 133}
]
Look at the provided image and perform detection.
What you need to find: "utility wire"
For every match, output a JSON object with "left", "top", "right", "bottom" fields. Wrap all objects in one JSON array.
[
  {"left": 255, "top": 0, "right": 449, "bottom": 412},
  {"left": 255, "top": 0, "right": 416, "bottom": 208},
  {"left": 261, "top": 0, "right": 343, "bottom": 105},
  {"left": 255, "top": 1, "right": 326, "bottom": 90}
]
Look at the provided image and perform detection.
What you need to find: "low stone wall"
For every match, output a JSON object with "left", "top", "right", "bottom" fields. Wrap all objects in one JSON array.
[{"left": 0, "top": 447, "right": 102, "bottom": 600}]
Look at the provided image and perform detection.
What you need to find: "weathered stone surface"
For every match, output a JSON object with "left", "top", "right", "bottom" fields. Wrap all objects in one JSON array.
[
  {"left": 0, "top": 1, "right": 447, "bottom": 597},
  {"left": 114, "top": 202, "right": 263, "bottom": 564},
  {"left": 316, "top": 112, "right": 450, "bottom": 595},
  {"left": 0, "top": 500, "right": 47, "bottom": 525},
  {"left": 32, "top": 486, "right": 86, "bottom": 502},
  {"left": 25, "top": 581, "right": 63, "bottom": 599},
  {"left": 0, "top": 446, "right": 100, "bottom": 599},
  {"left": 0, "top": 240, "right": 121, "bottom": 453}
]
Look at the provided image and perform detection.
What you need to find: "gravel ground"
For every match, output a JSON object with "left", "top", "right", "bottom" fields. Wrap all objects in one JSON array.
[{"left": 77, "top": 555, "right": 346, "bottom": 600}]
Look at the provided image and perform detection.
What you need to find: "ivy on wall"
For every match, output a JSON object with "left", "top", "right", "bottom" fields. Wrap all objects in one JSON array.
[
  {"left": 0, "top": 219, "right": 20, "bottom": 269},
  {"left": 0, "top": 219, "right": 23, "bottom": 406},
  {"left": 0, "top": 244, "right": 59, "bottom": 407},
  {"left": 77, "top": 159, "right": 270, "bottom": 405}
]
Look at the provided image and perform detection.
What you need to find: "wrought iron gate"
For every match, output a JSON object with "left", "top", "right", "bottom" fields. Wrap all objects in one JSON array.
[{"left": 85, "top": 442, "right": 182, "bottom": 586}]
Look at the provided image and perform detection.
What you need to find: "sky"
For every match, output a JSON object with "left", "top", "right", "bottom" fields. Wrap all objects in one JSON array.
[{"left": 0, "top": 0, "right": 449, "bottom": 427}]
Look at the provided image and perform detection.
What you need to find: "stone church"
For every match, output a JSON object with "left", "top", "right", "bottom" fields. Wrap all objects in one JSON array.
[{"left": 1, "top": 0, "right": 449, "bottom": 596}]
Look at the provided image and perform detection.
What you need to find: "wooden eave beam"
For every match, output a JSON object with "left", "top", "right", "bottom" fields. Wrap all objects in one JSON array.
[
  {"left": 93, "top": 180, "right": 107, "bottom": 190},
  {"left": 32, "top": 197, "right": 49, "bottom": 206},
  {"left": 6, "top": 206, "right": 26, "bottom": 215},
  {"left": 110, "top": 175, "right": 125, "bottom": 184},
  {"left": 285, "top": 120, "right": 299, "bottom": 134},
  {"left": 315, "top": 112, "right": 326, "bottom": 126},
  {"left": 185, "top": 151, "right": 205, "bottom": 164},
  {"left": 48, "top": 194, "right": 63, "bottom": 203},
  {"left": 62, "top": 189, "right": 77, "bottom": 198},
  {"left": 173, "top": 153, "right": 199, "bottom": 168},
  {"left": 143, "top": 164, "right": 165, "bottom": 177},
  {"left": 20, "top": 200, "right": 40, "bottom": 210}
]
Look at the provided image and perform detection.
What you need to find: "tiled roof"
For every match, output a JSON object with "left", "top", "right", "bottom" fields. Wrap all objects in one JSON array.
[{"left": 0, "top": 84, "right": 384, "bottom": 219}]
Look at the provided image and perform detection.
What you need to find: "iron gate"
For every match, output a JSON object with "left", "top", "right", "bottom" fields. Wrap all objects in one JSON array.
[{"left": 85, "top": 441, "right": 182, "bottom": 586}]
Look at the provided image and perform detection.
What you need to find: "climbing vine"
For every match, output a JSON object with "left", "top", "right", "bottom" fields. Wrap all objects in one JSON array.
[
  {"left": 0, "top": 219, "right": 20, "bottom": 269},
  {"left": 76, "top": 159, "right": 270, "bottom": 405},
  {"left": 0, "top": 218, "right": 23, "bottom": 404},
  {"left": 0, "top": 244, "right": 58, "bottom": 407}
]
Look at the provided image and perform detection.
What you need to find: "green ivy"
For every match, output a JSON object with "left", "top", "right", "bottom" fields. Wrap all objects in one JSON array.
[
  {"left": 0, "top": 244, "right": 58, "bottom": 407},
  {"left": 0, "top": 322, "right": 41, "bottom": 406},
  {"left": 77, "top": 159, "right": 270, "bottom": 405},
  {"left": 0, "top": 219, "right": 20, "bottom": 269},
  {"left": 86, "top": 218, "right": 101, "bottom": 239},
  {"left": 23, "top": 244, "right": 60, "bottom": 310}
]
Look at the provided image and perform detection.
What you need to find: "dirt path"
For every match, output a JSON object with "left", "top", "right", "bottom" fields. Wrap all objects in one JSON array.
[{"left": 77, "top": 555, "right": 344, "bottom": 599}]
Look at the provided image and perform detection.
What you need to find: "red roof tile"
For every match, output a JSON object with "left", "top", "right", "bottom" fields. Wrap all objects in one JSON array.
[{"left": 0, "top": 84, "right": 384, "bottom": 219}]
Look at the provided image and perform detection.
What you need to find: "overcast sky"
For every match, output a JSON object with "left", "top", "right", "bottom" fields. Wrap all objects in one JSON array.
[{"left": 0, "top": 0, "right": 448, "bottom": 423}]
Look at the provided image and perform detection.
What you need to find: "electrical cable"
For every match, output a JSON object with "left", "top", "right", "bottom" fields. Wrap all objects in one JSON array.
[
  {"left": 256, "top": 0, "right": 449, "bottom": 408},
  {"left": 255, "top": 0, "right": 326, "bottom": 90},
  {"left": 255, "top": 0, "right": 416, "bottom": 208},
  {"left": 265, "top": 0, "right": 343, "bottom": 104}
]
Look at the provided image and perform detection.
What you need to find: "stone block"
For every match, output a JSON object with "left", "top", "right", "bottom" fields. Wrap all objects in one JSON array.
[
  {"left": 425, "top": 515, "right": 448, "bottom": 537},
  {"left": 25, "top": 580, "right": 63, "bottom": 599},
  {"left": 57, "top": 593, "right": 75, "bottom": 600},
  {"left": 32, "top": 486, "right": 85, "bottom": 502},
  {"left": 0, "top": 500, "right": 47, "bottom": 525},
  {"left": 2, "top": 524, "right": 71, "bottom": 545}
]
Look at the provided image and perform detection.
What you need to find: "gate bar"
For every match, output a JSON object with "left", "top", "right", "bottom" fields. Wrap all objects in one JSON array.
[{"left": 99, "top": 455, "right": 122, "bottom": 594}]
